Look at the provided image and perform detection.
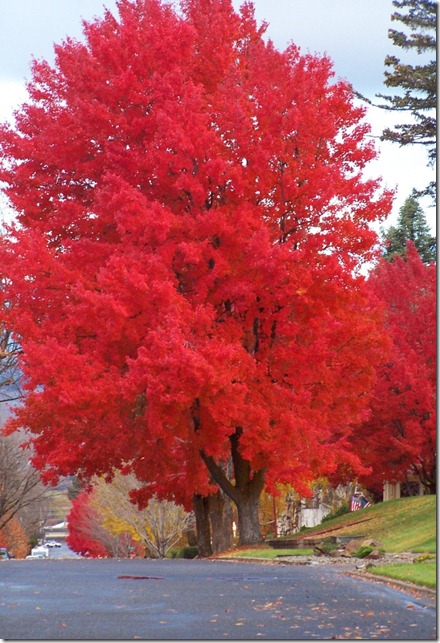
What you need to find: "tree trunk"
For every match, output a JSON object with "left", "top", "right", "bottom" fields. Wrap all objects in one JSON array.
[
  {"left": 209, "top": 490, "right": 233, "bottom": 553},
  {"left": 235, "top": 489, "right": 262, "bottom": 545},
  {"left": 199, "top": 428, "right": 265, "bottom": 546},
  {"left": 193, "top": 494, "right": 212, "bottom": 558}
]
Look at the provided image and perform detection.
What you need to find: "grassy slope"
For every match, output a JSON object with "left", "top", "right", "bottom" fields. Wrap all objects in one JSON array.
[
  {"left": 369, "top": 562, "right": 436, "bottom": 589},
  {"left": 295, "top": 495, "right": 436, "bottom": 553}
]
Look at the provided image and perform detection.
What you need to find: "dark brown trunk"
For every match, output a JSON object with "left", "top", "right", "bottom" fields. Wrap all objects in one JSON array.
[
  {"left": 199, "top": 428, "right": 265, "bottom": 546},
  {"left": 235, "top": 489, "right": 262, "bottom": 545},
  {"left": 209, "top": 490, "right": 233, "bottom": 553},
  {"left": 229, "top": 428, "right": 264, "bottom": 545},
  {"left": 192, "top": 493, "right": 212, "bottom": 558}
]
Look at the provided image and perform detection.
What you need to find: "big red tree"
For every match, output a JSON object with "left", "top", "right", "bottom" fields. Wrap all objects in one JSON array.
[
  {"left": 0, "top": 0, "right": 391, "bottom": 544},
  {"left": 355, "top": 244, "right": 436, "bottom": 494}
]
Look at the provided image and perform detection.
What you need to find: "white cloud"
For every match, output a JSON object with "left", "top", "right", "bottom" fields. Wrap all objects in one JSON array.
[
  {"left": 363, "top": 105, "right": 436, "bottom": 230},
  {"left": 0, "top": 82, "right": 28, "bottom": 124}
]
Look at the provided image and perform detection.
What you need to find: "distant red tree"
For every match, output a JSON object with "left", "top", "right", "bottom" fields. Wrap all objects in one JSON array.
[
  {"left": 0, "top": 0, "right": 391, "bottom": 543},
  {"left": 67, "top": 491, "right": 109, "bottom": 558},
  {"left": 355, "top": 244, "right": 436, "bottom": 493}
]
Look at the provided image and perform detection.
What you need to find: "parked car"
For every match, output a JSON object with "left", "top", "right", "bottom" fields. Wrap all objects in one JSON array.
[
  {"left": 30, "top": 545, "right": 49, "bottom": 558},
  {"left": 45, "top": 540, "right": 62, "bottom": 548},
  {"left": 26, "top": 553, "right": 46, "bottom": 559},
  {"left": 0, "top": 548, "right": 11, "bottom": 560}
]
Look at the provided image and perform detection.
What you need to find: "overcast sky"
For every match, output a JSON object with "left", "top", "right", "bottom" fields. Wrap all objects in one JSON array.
[{"left": 0, "top": 0, "right": 435, "bottom": 231}]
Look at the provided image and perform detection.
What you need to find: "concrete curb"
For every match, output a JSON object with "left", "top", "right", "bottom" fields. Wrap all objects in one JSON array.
[
  {"left": 345, "top": 570, "right": 436, "bottom": 598},
  {"left": 213, "top": 556, "right": 436, "bottom": 600}
]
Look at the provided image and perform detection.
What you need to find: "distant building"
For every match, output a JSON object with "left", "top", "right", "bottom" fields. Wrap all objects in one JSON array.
[{"left": 43, "top": 521, "right": 68, "bottom": 541}]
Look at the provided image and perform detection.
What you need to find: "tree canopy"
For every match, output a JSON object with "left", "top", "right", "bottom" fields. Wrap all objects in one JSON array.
[
  {"left": 377, "top": 0, "right": 437, "bottom": 198},
  {"left": 355, "top": 244, "right": 436, "bottom": 494},
  {"left": 0, "top": 0, "right": 392, "bottom": 544},
  {"left": 381, "top": 192, "right": 436, "bottom": 262}
]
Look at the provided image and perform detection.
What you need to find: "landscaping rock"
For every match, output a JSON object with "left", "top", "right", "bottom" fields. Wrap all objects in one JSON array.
[
  {"left": 335, "top": 535, "right": 365, "bottom": 545},
  {"left": 261, "top": 551, "right": 420, "bottom": 568},
  {"left": 329, "top": 549, "right": 344, "bottom": 558},
  {"left": 344, "top": 539, "right": 365, "bottom": 555},
  {"left": 361, "top": 538, "right": 382, "bottom": 549},
  {"left": 365, "top": 549, "right": 382, "bottom": 560},
  {"left": 313, "top": 547, "right": 323, "bottom": 556}
]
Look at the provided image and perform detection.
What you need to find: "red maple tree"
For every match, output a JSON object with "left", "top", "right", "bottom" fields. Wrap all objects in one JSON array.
[
  {"left": 67, "top": 491, "right": 110, "bottom": 558},
  {"left": 0, "top": 0, "right": 391, "bottom": 544},
  {"left": 354, "top": 244, "right": 436, "bottom": 494}
]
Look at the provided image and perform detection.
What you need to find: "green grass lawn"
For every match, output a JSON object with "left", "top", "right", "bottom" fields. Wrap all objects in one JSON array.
[
  {"left": 293, "top": 495, "right": 436, "bottom": 553},
  {"left": 230, "top": 548, "right": 314, "bottom": 559},
  {"left": 369, "top": 561, "right": 436, "bottom": 589}
]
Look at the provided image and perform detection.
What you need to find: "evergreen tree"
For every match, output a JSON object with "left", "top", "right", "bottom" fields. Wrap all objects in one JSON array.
[
  {"left": 67, "top": 476, "right": 84, "bottom": 501},
  {"left": 382, "top": 192, "right": 436, "bottom": 262},
  {"left": 377, "top": 0, "right": 437, "bottom": 199}
]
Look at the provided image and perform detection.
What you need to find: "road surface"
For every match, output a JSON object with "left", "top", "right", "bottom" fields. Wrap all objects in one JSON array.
[{"left": 0, "top": 558, "right": 436, "bottom": 639}]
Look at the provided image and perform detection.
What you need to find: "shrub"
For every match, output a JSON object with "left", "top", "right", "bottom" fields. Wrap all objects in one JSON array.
[
  {"left": 321, "top": 503, "right": 350, "bottom": 523},
  {"left": 315, "top": 537, "right": 339, "bottom": 555},
  {"left": 353, "top": 545, "right": 374, "bottom": 558},
  {"left": 415, "top": 553, "right": 435, "bottom": 563},
  {"left": 168, "top": 546, "right": 198, "bottom": 559}
]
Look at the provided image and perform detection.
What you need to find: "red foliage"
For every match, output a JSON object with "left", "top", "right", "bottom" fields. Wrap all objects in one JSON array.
[
  {"left": 66, "top": 491, "right": 109, "bottom": 558},
  {"left": 355, "top": 244, "right": 436, "bottom": 492},
  {"left": 0, "top": 1, "right": 391, "bottom": 512}
]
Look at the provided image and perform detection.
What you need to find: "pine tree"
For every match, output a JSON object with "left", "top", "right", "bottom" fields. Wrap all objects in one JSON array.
[
  {"left": 382, "top": 192, "right": 436, "bottom": 262},
  {"left": 377, "top": 0, "right": 437, "bottom": 199}
]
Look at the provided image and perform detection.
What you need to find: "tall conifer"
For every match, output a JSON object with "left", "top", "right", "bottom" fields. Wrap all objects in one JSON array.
[
  {"left": 378, "top": 0, "right": 437, "bottom": 198},
  {"left": 382, "top": 192, "right": 436, "bottom": 262}
]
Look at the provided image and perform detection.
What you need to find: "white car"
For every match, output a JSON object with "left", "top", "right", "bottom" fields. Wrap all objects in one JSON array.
[
  {"left": 45, "top": 540, "right": 62, "bottom": 548},
  {"left": 26, "top": 553, "right": 46, "bottom": 559}
]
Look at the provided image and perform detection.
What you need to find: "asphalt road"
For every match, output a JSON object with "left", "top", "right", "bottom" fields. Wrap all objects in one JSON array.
[
  {"left": 39, "top": 541, "right": 82, "bottom": 560},
  {"left": 0, "top": 558, "right": 436, "bottom": 640}
]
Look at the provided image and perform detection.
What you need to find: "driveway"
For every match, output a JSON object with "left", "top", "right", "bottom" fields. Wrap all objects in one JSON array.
[{"left": 0, "top": 558, "right": 436, "bottom": 639}]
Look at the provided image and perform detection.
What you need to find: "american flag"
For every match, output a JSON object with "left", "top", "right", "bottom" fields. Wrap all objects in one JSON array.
[{"left": 350, "top": 495, "right": 371, "bottom": 511}]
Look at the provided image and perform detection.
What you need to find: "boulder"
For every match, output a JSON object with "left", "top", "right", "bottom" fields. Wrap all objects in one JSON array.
[
  {"left": 313, "top": 547, "right": 323, "bottom": 557},
  {"left": 365, "top": 549, "right": 382, "bottom": 560},
  {"left": 340, "top": 550, "right": 353, "bottom": 558},
  {"left": 344, "top": 539, "right": 364, "bottom": 555},
  {"left": 361, "top": 538, "right": 382, "bottom": 548},
  {"left": 328, "top": 549, "right": 343, "bottom": 558}
]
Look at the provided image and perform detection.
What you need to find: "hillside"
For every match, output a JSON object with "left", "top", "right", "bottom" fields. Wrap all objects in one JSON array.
[{"left": 295, "top": 495, "right": 436, "bottom": 552}]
